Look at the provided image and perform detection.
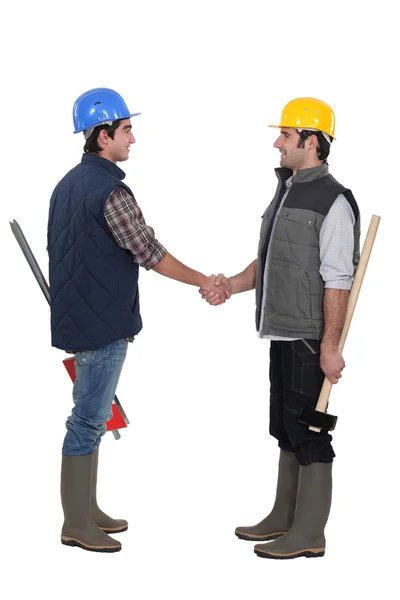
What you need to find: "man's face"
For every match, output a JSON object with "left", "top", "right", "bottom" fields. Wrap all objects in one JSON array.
[
  {"left": 273, "top": 127, "right": 306, "bottom": 170},
  {"left": 108, "top": 119, "right": 136, "bottom": 163}
]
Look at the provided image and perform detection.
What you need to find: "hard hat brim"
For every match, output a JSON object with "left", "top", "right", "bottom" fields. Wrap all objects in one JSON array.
[
  {"left": 73, "top": 112, "right": 142, "bottom": 134},
  {"left": 267, "top": 124, "right": 336, "bottom": 141}
]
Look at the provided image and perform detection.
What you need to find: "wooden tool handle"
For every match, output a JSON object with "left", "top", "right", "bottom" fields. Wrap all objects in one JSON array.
[{"left": 309, "top": 214, "right": 381, "bottom": 431}]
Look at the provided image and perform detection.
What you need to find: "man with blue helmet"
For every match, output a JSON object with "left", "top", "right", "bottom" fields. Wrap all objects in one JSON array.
[{"left": 47, "top": 87, "right": 230, "bottom": 553}]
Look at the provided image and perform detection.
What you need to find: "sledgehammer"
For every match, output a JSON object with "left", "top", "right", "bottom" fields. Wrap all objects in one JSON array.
[{"left": 298, "top": 214, "right": 381, "bottom": 432}]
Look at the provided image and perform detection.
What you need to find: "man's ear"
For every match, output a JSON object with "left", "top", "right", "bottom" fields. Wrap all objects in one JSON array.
[
  {"left": 97, "top": 129, "right": 109, "bottom": 148},
  {"left": 308, "top": 134, "right": 319, "bottom": 150}
]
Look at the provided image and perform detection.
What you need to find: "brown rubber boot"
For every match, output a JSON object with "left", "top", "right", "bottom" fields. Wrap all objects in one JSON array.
[
  {"left": 61, "top": 453, "right": 121, "bottom": 552},
  {"left": 235, "top": 450, "right": 299, "bottom": 541},
  {"left": 254, "top": 461, "right": 332, "bottom": 559},
  {"left": 91, "top": 448, "right": 128, "bottom": 533}
]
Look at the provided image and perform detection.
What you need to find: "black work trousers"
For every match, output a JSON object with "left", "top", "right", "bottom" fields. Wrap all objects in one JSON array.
[{"left": 269, "top": 339, "right": 335, "bottom": 465}]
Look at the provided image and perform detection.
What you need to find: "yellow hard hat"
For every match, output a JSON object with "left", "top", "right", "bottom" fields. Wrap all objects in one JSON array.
[{"left": 269, "top": 97, "right": 336, "bottom": 139}]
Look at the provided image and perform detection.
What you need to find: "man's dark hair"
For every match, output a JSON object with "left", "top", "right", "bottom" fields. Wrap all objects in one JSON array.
[
  {"left": 297, "top": 130, "right": 333, "bottom": 163},
  {"left": 83, "top": 119, "right": 122, "bottom": 154}
]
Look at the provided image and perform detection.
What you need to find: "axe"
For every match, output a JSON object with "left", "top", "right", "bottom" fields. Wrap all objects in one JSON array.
[
  {"left": 298, "top": 214, "right": 381, "bottom": 432},
  {"left": 10, "top": 219, "right": 130, "bottom": 440}
]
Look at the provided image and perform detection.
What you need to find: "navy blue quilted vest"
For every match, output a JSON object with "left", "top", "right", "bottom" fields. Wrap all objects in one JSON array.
[{"left": 47, "top": 153, "right": 142, "bottom": 351}]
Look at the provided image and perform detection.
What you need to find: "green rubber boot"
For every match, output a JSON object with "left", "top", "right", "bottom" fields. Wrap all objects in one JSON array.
[
  {"left": 235, "top": 450, "right": 299, "bottom": 541},
  {"left": 61, "top": 453, "right": 121, "bottom": 553},
  {"left": 91, "top": 448, "right": 128, "bottom": 533},
  {"left": 254, "top": 462, "right": 332, "bottom": 559}
]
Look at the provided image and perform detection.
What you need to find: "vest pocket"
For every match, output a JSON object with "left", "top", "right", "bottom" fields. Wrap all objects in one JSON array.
[
  {"left": 300, "top": 269, "right": 313, "bottom": 319},
  {"left": 279, "top": 212, "right": 317, "bottom": 228},
  {"left": 278, "top": 212, "right": 318, "bottom": 249},
  {"left": 259, "top": 206, "right": 272, "bottom": 241},
  {"left": 291, "top": 267, "right": 312, "bottom": 320},
  {"left": 268, "top": 264, "right": 312, "bottom": 320}
]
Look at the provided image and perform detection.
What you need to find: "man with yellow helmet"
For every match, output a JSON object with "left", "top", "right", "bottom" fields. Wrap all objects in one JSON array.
[{"left": 201, "top": 97, "right": 360, "bottom": 559}]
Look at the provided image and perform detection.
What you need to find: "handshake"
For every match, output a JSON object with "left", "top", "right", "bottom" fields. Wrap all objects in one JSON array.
[{"left": 199, "top": 273, "right": 231, "bottom": 306}]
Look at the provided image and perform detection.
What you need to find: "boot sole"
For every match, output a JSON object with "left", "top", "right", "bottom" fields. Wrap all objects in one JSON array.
[
  {"left": 254, "top": 547, "right": 325, "bottom": 559},
  {"left": 61, "top": 537, "right": 121, "bottom": 553},
  {"left": 100, "top": 525, "right": 128, "bottom": 534},
  {"left": 235, "top": 531, "right": 286, "bottom": 541}
]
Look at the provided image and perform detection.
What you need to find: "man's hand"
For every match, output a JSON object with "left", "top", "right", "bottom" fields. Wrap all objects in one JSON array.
[
  {"left": 199, "top": 273, "right": 232, "bottom": 306},
  {"left": 320, "top": 348, "right": 345, "bottom": 384}
]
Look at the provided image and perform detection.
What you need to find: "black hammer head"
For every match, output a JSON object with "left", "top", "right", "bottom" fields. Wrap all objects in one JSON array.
[{"left": 298, "top": 407, "right": 338, "bottom": 431}]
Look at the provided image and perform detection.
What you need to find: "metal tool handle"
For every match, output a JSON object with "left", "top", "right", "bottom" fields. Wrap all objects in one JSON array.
[
  {"left": 10, "top": 220, "right": 51, "bottom": 304},
  {"left": 309, "top": 214, "right": 381, "bottom": 432}
]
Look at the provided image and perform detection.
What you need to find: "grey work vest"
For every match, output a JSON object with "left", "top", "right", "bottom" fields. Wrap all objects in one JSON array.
[{"left": 256, "top": 168, "right": 360, "bottom": 340}]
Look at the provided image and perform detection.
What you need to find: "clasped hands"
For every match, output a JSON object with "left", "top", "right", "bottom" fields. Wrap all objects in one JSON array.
[{"left": 199, "top": 274, "right": 231, "bottom": 306}]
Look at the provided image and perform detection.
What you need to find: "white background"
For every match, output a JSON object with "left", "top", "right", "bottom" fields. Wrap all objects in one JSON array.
[{"left": 1, "top": 1, "right": 398, "bottom": 598}]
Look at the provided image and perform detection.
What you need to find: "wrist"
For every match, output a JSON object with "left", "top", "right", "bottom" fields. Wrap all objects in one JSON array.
[
  {"left": 321, "top": 340, "right": 339, "bottom": 354},
  {"left": 228, "top": 276, "right": 240, "bottom": 294},
  {"left": 226, "top": 277, "right": 238, "bottom": 294},
  {"left": 197, "top": 273, "right": 208, "bottom": 288}
]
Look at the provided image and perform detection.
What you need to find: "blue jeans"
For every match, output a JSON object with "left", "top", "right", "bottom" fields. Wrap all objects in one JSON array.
[{"left": 62, "top": 340, "right": 128, "bottom": 456}]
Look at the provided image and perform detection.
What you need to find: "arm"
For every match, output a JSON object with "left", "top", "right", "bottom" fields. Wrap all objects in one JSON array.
[
  {"left": 104, "top": 187, "right": 167, "bottom": 269},
  {"left": 321, "top": 289, "right": 350, "bottom": 383},
  {"left": 104, "top": 188, "right": 227, "bottom": 298},
  {"left": 227, "top": 259, "right": 258, "bottom": 294},
  {"left": 321, "top": 289, "right": 350, "bottom": 353},
  {"left": 152, "top": 251, "right": 226, "bottom": 297},
  {"left": 319, "top": 194, "right": 355, "bottom": 383}
]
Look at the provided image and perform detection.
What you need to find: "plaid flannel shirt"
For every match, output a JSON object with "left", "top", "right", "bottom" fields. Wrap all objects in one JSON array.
[{"left": 104, "top": 187, "right": 167, "bottom": 269}]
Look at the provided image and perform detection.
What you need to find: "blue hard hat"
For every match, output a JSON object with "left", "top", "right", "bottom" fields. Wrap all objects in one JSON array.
[{"left": 72, "top": 88, "right": 141, "bottom": 134}]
